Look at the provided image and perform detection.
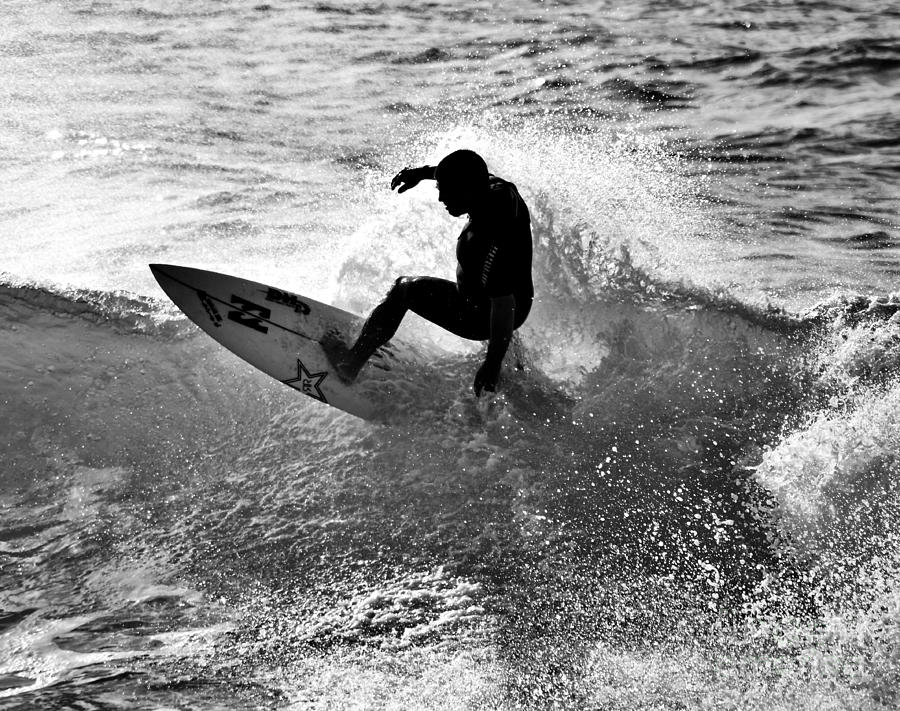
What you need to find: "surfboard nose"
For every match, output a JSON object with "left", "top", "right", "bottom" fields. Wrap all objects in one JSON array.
[
  {"left": 150, "top": 263, "right": 202, "bottom": 287},
  {"left": 149, "top": 263, "right": 172, "bottom": 280}
]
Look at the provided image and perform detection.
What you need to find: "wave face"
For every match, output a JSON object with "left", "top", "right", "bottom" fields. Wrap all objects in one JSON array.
[{"left": 3, "top": 254, "right": 899, "bottom": 708}]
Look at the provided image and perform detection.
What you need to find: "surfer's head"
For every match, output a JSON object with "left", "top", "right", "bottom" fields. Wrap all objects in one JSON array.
[{"left": 435, "top": 149, "right": 490, "bottom": 217}]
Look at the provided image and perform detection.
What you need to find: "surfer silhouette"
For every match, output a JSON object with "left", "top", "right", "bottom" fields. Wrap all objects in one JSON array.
[{"left": 323, "top": 149, "right": 534, "bottom": 396}]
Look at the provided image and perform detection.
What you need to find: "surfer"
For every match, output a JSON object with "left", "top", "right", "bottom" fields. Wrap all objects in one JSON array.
[{"left": 324, "top": 149, "right": 534, "bottom": 396}]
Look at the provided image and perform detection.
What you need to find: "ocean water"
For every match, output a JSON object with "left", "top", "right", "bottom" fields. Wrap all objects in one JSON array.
[{"left": 2, "top": 1, "right": 899, "bottom": 708}]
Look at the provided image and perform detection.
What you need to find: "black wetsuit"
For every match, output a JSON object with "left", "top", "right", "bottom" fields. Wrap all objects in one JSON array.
[{"left": 394, "top": 175, "right": 534, "bottom": 340}]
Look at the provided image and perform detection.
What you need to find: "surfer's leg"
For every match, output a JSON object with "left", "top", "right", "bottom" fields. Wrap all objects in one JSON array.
[
  {"left": 407, "top": 282, "right": 535, "bottom": 339},
  {"left": 324, "top": 277, "right": 526, "bottom": 382},
  {"left": 324, "top": 277, "right": 490, "bottom": 383},
  {"left": 404, "top": 277, "right": 490, "bottom": 340},
  {"left": 344, "top": 277, "right": 414, "bottom": 368},
  {"left": 323, "top": 276, "right": 433, "bottom": 382}
]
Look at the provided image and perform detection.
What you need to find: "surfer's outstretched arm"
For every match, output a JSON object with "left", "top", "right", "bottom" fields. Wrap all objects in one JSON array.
[
  {"left": 474, "top": 294, "right": 515, "bottom": 396},
  {"left": 390, "top": 165, "right": 437, "bottom": 193}
]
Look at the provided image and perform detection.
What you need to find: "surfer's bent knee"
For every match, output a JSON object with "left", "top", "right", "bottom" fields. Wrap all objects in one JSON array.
[{"left": 385, "top": 276, "right": 414, "bottom": 306}]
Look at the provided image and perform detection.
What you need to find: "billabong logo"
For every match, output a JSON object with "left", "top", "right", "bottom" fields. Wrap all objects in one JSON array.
[{"left": 227, "top": 295, "right": 271, "bottom": 334}]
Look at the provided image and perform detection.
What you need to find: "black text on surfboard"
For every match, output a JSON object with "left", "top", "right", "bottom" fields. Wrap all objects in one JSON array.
[
  {"left": 197, "top": 290, "right": 223, "bottom": 327},
  {"left": 150, "top": 264, "right": 392, "bottom": 420},
  {"left": 227, "top": 295, "right": 271, "bottom": 334},
  {"left": 265, "top": 287, "right": 311, "bottom": 315}
]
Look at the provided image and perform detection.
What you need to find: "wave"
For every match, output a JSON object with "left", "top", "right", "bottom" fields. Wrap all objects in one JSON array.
[
  {"left": 391, "top": 47, "right": 453, "bottom": 65},
  {"left": 672, "top": 47, "right": 762, "bottom": 72},
  {"left": 736, "top": 37, "right": 900, "bottom": 93},
  {"left": 829, "top": 231, "right": 900, "bottom": 250},
  {"left": 0, "top": 279, "right": 192, "bottom": 340},
  {"left": 600, "top": 77, "right": 695, "bottom": 109},
  {"left": 315, "top": 132, "right": 900, "bottom": 702},
  {"left": 3, "top": 266, "right": 900, "bottom": 706},
  {"left": 3, "top": 114, "right": 900, "bottom": 700}
]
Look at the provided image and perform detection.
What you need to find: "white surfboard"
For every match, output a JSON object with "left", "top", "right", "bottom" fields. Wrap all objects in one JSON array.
[{"left": 150, "top": 264, "right": 417, "bottom": 421}]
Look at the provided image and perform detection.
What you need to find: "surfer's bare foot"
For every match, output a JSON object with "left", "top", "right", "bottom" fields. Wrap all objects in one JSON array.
[{"left": 321, "top": 329, "right": 361, "bottom": 384}]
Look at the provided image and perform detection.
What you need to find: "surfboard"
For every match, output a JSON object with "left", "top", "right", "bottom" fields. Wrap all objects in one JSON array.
[{"left": 149, "top": 264, "right": 411, "bottom": 421}]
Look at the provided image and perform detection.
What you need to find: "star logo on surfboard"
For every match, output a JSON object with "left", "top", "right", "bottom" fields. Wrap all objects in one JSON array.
[{"left": 283, "top": 358, "right": 328, "bottom": 403}]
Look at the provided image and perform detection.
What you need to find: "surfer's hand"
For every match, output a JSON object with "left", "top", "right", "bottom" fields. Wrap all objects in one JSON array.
[
  {"left": 390, "top": 166, "right": 428, "bottom": 193},
  {"left": 473, "top": 361, "right": 499, "bottom": 397}
]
